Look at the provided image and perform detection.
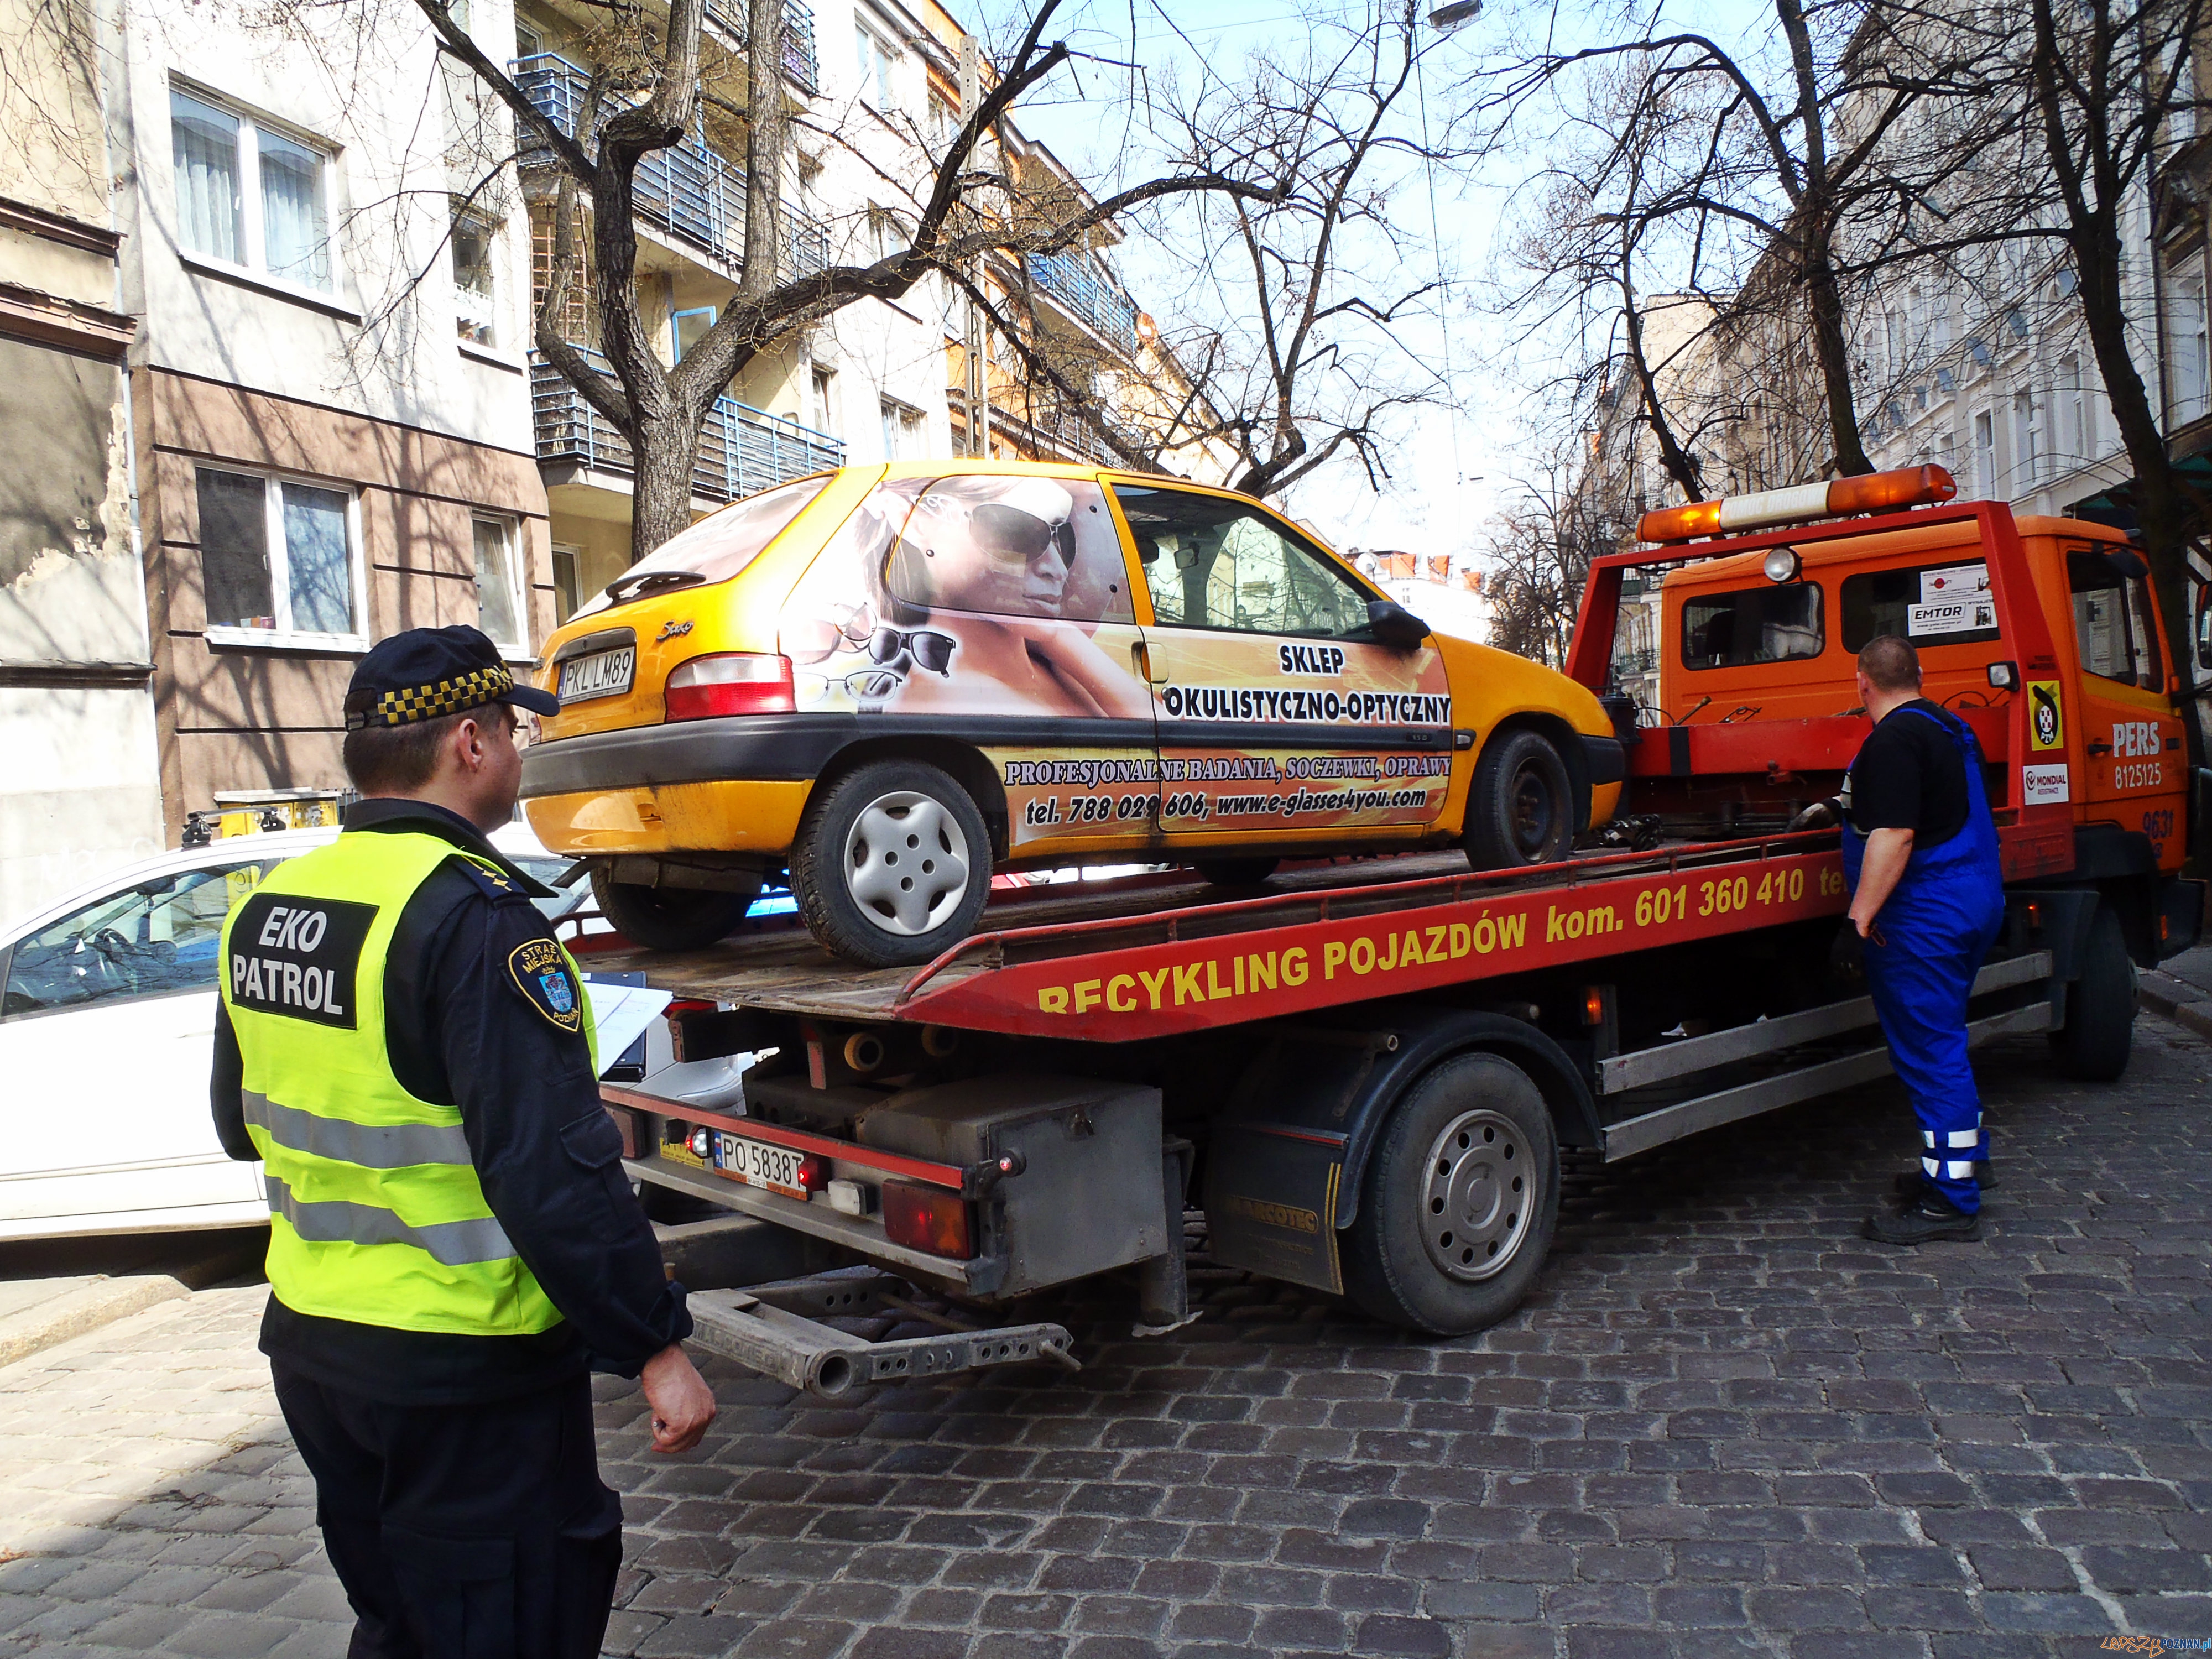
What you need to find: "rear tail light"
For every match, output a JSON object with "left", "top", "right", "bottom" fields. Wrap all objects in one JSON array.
[
  {"left": 881, "top": 1181, "right": 974, "bottom": 1259},
  {"left": 665, "top": 653, "right": 795, "bottom": 720},
  {"left": 791, "top": 1154, "right": 829, "bottom": 1196}
]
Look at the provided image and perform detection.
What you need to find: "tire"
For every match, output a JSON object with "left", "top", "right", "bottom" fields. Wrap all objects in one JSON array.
[
  {"left": 590, "top": 864, "right": 757, "bottom": 952},
  {"left": 2049, "top": 902, "right": 2136, "bottom": 1081},
  {"left": 792, "top": 758, "right": 992, "bottom": 967},
  {"left": 1341, "top": 1052, "right": 1561, "bottom": 1335},
  {"left": 1464, "top": 729, "right": 1575, "bottom": 870},
  {"left": 1194, "top": 857, "right": 1279, "bottom": 888}
]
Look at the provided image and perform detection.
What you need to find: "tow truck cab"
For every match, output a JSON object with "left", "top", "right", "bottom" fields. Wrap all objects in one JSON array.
[{"left": 1567, "top": 467, "right": 2204, "bottom": 968}]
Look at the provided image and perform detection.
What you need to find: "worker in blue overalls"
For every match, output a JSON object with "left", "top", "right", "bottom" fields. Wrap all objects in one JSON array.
[{"left": 1794, "top": 635, "right": 2006, "bottom": 1243}]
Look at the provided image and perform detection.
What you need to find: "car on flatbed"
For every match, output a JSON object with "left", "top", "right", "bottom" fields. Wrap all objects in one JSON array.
[{"left": 519, "top": 462, "right": 1625, "bottom": 966}]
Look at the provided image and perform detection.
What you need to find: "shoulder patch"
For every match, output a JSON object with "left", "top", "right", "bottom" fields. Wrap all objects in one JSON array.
[{"left": 508, "top": 936, "right": 584, "bottom": 1032}]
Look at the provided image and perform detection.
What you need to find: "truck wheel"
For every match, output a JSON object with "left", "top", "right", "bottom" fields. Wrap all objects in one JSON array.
[
  {"left": 2049, "top": 903, "right": 2136, "bottom": 1081},
  {"left": 1194, "top": 857, "right": 1278, "bottom": 888},
  {"left": 1342, "top": 1053, "right": 1560, "bottom": 1335},
  {"left": 1464, "top": 731, "right": 1574, "bottom": 870},
  {"left": 792, "top": 759, "right": 992, "bottom": 967},
  {"left": 590, "top": 864, "right": 757, "bottom": 952}
]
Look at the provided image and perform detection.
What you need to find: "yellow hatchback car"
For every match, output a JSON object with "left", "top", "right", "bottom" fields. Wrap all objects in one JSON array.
[{"left": 521, "top": 462, "right": 1624, "bottom": 966}]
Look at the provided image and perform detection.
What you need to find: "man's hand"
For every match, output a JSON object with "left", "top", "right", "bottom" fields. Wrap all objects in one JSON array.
[
  {"left": 640, "top": 1344, "right": 716, "bottom": 1454},
  {"left": 1847, "top": 826, "right": 1914, "bottom": 942}
]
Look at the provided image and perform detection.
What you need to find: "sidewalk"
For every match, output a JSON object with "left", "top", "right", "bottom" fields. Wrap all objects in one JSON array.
[
  {"left": 0, "top": 1229, "right": 265, "bottom": 1370},
  {"left": 2141, "top": 940, "right": 2212, "bottom": 1041}
]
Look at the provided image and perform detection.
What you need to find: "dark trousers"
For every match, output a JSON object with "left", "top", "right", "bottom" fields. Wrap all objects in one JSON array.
[{"left": 272, "top": 1364, "right": 623, "bottom": 1659}]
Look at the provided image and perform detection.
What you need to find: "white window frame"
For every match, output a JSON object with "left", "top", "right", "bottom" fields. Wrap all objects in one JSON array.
[
  {"left": 452, "top": 203, "right": 500, "bottom": 350},
  {"left": 2011, "top": 389, "right": 2038, "bottom": 488},
  {"left": 198, "top": 465, "right": 369, "bottom": 651},
  {"left": 169, "top": 81, "right": 338, "bottom": 299},
  {"left": 472, "top": 515, "right": 531, "bottom": 658},
  {"left": 855, "top": 23, "right": 900, "bottom": 113},
  {"left": 1973, "top": 408, "right": 1996, "bottom": 499},
  {"left": 879, "top": 398, "right": 920, "bottom": 461},
  {"left": 550, "top": 542, "right": 582, "bottom": 624},
  {"left": 810, "top": 367, "right": 838, "bottom": 435}
]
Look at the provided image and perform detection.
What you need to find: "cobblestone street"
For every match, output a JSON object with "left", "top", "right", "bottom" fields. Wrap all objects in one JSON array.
[{"left": 1, "top": 1016, "right": 2206, "bottom": 1659}]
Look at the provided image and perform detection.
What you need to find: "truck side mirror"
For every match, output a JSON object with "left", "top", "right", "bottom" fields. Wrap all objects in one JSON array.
[
  {"left": 2198, "top": 582, "right": 2211, "bottom": 672},
  {"left": 1367, "top": 599, "right": 1431, "bottom": 650}
]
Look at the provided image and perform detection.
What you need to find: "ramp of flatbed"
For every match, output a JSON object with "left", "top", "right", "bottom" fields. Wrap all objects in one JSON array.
[{"left": 578, "top": 834, "right": 1851, "bottom": 1040}]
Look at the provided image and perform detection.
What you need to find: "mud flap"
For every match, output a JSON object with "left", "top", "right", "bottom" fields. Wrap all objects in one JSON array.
[{"left": 1201, "top": 1122, "right": 1346, "bottom": 1295}]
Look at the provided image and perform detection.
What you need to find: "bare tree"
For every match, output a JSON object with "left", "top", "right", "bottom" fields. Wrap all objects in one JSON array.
[{"left": 410, "top": 0, "right": 1281, "bottom": 557}]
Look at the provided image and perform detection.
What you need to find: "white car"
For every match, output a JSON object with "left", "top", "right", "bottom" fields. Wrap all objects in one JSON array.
[{"left": 0, "top": 821, "right": 723, "bottom": 1241}]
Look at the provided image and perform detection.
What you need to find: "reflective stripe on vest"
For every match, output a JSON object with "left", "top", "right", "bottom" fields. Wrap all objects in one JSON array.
[{"left": 220, "top": 830, "right": 595, "bottom": 1338}]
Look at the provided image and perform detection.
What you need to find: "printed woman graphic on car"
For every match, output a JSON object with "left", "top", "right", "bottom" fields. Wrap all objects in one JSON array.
[{"left": 784, "top": 473, "right": 1154, "bottom": 720}]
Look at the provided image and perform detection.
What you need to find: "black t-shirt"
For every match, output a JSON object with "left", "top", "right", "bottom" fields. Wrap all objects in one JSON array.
[{"left": 1845, "top": 698, "right": 1971, "bottom": 846}]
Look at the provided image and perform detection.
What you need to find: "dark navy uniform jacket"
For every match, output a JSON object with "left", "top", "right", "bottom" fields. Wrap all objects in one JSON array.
[{"left": 211, "top": 799, "right": 691, "bottom": 1405}]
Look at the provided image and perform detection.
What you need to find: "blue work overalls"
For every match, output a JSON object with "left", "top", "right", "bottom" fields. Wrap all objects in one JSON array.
[{"left": 1841, "top": 706, "right": 2007, "bottom": 1214}]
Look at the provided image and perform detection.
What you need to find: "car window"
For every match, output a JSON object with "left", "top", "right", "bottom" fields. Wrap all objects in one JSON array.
[
  {"left": 568, "top": 474, "right": 830, "bottom": 620},
  {"left": 2, "top": 862, "right": 276, "bottom": 1019},
  {"left": 1840, "top": 561, "right": 2001, "bottom": 652},
  {"left": 877, "top": 474, "right": 1134, "bottom": 624},
  {"left": 2068, "top": 546, "right": 2164, "bottom": 691},
  {"left": 1680, "top": 584, "right": 1824, "bottom": 670},
  {"left": 1112, "top": 486, "right": 1373, "bottom": 638}
]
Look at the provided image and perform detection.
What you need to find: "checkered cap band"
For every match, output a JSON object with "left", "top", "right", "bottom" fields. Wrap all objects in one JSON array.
[{"left": 345, "top": 664, "right": 514, "bottom": 731}]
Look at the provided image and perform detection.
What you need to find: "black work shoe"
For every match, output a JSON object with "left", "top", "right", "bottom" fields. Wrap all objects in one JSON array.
[
  {"left": 1892, "top": 1162, "right": 1996, "bottom": 1202},
  {"left": 1865, "top": 1193, "right": 1983, "bottom": 1244}
]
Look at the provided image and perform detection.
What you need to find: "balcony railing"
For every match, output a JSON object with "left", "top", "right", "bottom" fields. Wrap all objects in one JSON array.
[
  {"left": 513, "top": 55, "right": 828, "bottom": 278},
  {"left": 951, "top": 389, "right": 1120, "bottom": 466},
  {"left": 703, "top": 0, "right": 819, "bottom": 93},
  {"left": 533, "top": 349, "right": 845, "bottom": 503},
  {"left": 1027, "top": 249, "right": 1139, "bottom": 349}
]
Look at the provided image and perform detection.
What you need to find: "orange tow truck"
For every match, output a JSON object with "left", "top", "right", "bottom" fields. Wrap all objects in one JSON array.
[{"left": 578, "top": 467, "right": 2201, "bottom": 1399}]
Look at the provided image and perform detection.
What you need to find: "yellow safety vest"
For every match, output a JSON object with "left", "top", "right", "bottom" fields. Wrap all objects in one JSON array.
[{"left": 218, "top": 830, "right": 597, "bottom": 1337}]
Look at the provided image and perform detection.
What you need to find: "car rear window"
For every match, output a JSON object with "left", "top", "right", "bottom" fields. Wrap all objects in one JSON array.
[
  {"left": 1679, "top": 584, "right": 1824, "bottom": 670},
  {"left": 571, "top": 474, "right": 831, "bottom": 620}
]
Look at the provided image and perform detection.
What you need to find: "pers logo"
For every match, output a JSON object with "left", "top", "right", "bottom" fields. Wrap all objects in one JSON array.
[{"left": 2111, "top": 719, "right": 2161, "bottom": 757}]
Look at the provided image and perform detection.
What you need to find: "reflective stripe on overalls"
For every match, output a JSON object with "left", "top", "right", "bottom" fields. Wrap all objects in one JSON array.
[
  {"left": 218, "top": 831, "right": 596, "bottom": 1335},
  {"left": 1842, "top": 706, "right": 2007, "bottom": 1214}
]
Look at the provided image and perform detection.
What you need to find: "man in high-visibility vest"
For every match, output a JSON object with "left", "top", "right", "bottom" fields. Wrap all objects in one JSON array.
[{"left": 211, "top": 625, "right": 715, "bottom": 1658}]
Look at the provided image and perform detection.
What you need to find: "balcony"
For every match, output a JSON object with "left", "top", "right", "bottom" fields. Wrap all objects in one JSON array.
[
  {"left": 1027, "top": 250, "right": 1138, "bottom": 349},
  {"left": 951, "top": 389, "right": 1119, "bottom": 466},
  {"left": 514, "top": 55, "right": 830, "bottom": 278},
  {"left": 701, "top": 0, "right": 818, "bottom": 93},
  {"left": 533, "top": 350, "right": 845, "bottom": 504}
]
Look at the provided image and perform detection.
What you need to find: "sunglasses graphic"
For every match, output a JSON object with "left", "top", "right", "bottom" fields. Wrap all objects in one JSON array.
[
  {"left": 870, "top": 626, "right": 954, "bottom": 675},
  {"left": 965, "top": 503, "right": 1076, "bottom": 569}
]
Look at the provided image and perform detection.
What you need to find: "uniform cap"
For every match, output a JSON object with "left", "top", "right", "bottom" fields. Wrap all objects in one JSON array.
[{"left": 343, "top": 625, "right": 560, "bottom": 732}]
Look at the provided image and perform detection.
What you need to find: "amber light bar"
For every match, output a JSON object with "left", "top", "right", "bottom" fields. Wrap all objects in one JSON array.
[{"left": 1636, "top": 465, "right": 1958, "bottom": 544}]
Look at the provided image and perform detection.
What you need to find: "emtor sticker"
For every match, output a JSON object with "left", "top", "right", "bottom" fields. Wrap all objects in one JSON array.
[
  {"left": 2022, "top": 762, "right": 2070, "bottom": 805},
  {"left": 2028, "top": 680, "right": 2064, "bottom": 750},
  {"left": 1908, "top": 596, "right": 1997, "bottom": 637}
]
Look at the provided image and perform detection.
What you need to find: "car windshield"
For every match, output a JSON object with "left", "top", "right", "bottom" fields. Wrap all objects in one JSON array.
[
  {"left": 571, "top": 474, "right": 832, "bottom": 620},
  {"left": 3, "top": 861, "right": 278, "bottom": 1018}
]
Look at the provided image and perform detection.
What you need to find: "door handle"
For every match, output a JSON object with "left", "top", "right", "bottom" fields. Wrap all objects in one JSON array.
[
  {"left": 2086, "top": 741, "right": 2114, "bottom": 755},
  {"left": 1132, "top": 641, "right": 1157, "bottom": 683}
]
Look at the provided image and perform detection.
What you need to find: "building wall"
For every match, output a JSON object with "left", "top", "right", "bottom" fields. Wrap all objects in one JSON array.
[
  {"left": 0, "top": 0, "right": 165, "bottom": 925},
  {"left": 137, "top": 369, "right": 550, "bottom": 836}
]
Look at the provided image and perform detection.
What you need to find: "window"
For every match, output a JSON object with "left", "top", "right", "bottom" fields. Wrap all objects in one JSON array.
[
  {"left": 2168, "top": 265, "right": 2209, "bottom": 424},
  {"left": 2059, "top": 354, "right": 2089, "bottom": 465},
  {"left": 2, "top": 862, "right": 280, "bottom": 1020},
  {"left": 1113, "top": 485, "right": 1375, "bottom": 639},
  {"left": 1841, "top": 562, "right": 2001, "bottom": 652},
  {"left": 452, "top": 208, "right": 497, "bottom": 346},
  {"left": 810, "top": 368, "right": 838, "bottom": 435},
  {"left": 880, "top": 399, "right": 920, "bottom": 460},
  {"left": 1973, "top": 409, "right": 1995, "bottom": 498},
  {"left": 855, "top": 25, "right": 899, "bottom": 111},
  {"left": 2068, "top": 546, "right": 2165, "bottom": 691},
  {"left": 1679, "top": 585, "right": 1824, "bottom": 670},
  {"left": 197, "top": 467, "right": 359, "bottom": 640},
  {"left": 568, "top": 474, "right": 829, "bottom": 622},
  {"left": 514, "top": 17, "right": 542, "bottom": 57},
  {"left": 170, "top": 87, "right": 332, "bottom": 290},
  {"left": 927, "top": 93, "right": 958, "bottom": 149},
  {"left": 473, "top": 518, "right": 525, "bottom": 651},
  {"left": 671, "top": 306, "right": 714, "bottom": 362},
  {"left": 2011, "top": 389, "right": 2038, "bottom": 487},
  {"left": 550, "top": 544, "right": 581, "bottom": 623}
]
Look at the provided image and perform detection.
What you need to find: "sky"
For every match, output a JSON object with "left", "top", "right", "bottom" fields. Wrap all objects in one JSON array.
[{"left": 965, "top": 0, "right": 1776, "bottom": 567}]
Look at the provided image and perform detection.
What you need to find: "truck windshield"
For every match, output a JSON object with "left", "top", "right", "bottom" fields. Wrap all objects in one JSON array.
[{"left": 1680, "top": 585, "right": 1824, "bottom": 670}]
